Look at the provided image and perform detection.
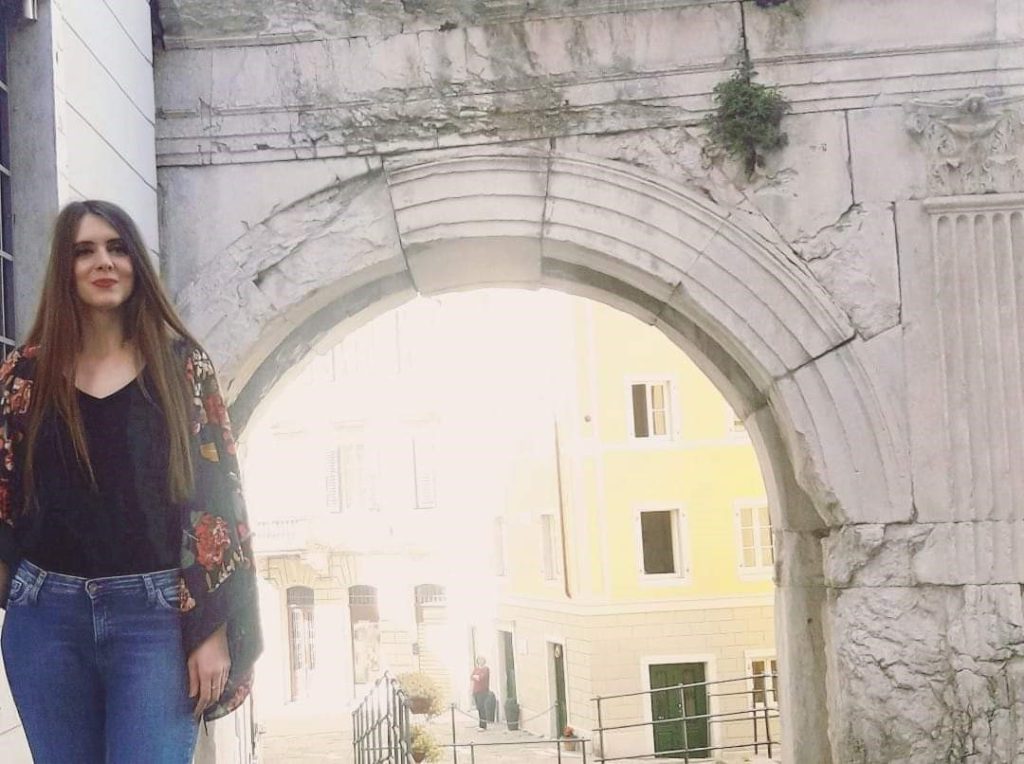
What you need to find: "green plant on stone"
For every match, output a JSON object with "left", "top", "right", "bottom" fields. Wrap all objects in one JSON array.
[
  {"left": 409, "top": 724, "right": 442, "bottom": 763},
  {"left": 703, "top": 59, "right": 791, "bottom": 178}
]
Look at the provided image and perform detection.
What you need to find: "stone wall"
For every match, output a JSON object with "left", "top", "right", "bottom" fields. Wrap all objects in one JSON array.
[{"left": 154, "top": 1, "right": 1024, "bottom": 761}]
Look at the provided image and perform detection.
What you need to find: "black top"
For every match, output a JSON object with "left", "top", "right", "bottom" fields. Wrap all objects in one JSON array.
[{"left": 23, "top": 376, "right": 180, "bottom": 578}]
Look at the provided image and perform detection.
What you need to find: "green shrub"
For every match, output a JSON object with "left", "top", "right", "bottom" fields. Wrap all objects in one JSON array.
[{"left": 703, "top": 60, "right": 791, "bottom": 178}]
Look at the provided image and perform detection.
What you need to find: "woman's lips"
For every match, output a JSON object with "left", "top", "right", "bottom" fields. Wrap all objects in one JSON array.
[{"left": 92, "top": 279, "right": 117, "bottom": 288}]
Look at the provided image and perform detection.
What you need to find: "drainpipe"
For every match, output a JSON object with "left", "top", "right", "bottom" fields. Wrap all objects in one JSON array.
[{"left": 554, "top": 418, "right": 572, "bottom": 600}]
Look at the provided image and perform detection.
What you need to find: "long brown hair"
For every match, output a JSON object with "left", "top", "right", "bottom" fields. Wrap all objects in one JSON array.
[{"left": 24, "top": 200, "right": 200, "bottom": 505}]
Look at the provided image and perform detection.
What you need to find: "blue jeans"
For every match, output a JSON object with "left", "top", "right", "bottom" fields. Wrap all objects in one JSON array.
[{"left": 1, "top": 559, "right": 198, "bottom": 763}]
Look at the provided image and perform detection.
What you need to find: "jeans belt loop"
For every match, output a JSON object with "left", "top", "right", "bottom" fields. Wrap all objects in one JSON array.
[
  {"left": 26, "top": 566, "right": 45, "bottom": 605},
  {"left": 143, "top": 574, "right": 158, "bottom": 607}
]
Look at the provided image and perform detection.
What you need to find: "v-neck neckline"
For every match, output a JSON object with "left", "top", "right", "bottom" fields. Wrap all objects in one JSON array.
[{"left": 75, "top": 376, "right": 139, "bottom": 402}]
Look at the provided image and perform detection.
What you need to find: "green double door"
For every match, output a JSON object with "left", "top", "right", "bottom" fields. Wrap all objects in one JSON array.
[{"left": 649, "top": 663, "right": 710, "bottom": 758}]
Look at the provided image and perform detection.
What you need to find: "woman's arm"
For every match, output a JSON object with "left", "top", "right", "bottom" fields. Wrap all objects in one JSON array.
[{"left": 180, "top": 344, "right": 262, "bottom": 720}]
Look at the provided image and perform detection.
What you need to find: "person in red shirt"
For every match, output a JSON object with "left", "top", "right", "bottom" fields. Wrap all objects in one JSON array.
[{"left": 470, "top": 657, "right": 491, "bottom": 730}]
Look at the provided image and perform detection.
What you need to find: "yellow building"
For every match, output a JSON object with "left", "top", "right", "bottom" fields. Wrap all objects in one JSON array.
[
  {"left": 493, "top": 297, "right": 779, "bottom": 760},
  {"left": 244, "top": 289, "right": 778, "bottom": 760}
]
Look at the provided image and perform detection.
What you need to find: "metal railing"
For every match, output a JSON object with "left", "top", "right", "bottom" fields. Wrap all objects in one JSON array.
[
  {"left": 443, "top": 736, "right": 591, "bottom": 763},
  {"left": 352, "top": 672, "right": 414, "bottom": 763},
  {"left": 593, "top": 671, "right": 780, "bottom": 762},
  {"left": 443, "top": 702, "right": 590, "bottom": 763}
]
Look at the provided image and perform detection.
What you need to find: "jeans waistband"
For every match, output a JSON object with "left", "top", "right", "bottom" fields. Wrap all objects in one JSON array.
[{"left": 15, "top": 559, "right": 180, "bottom": 599}]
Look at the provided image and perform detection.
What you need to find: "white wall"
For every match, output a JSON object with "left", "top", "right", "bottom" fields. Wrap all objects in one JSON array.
[
  {"left": 53, "top": 0, "right": 159, "bottom": 257},
  {"left": 0, "top": 3, "right": 160, "bottom": 760}
]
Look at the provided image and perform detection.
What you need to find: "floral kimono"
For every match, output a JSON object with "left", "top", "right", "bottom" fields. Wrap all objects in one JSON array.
[{"left": 0, "top": 341, "right": 262, "bottom": 721}]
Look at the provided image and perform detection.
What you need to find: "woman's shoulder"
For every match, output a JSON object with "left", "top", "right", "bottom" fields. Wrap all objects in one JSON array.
[
  {"left": 170, "top": 336, "right": 215, "bottom": 378},
  {"left": 0, "top": 345, "right": 40, "bottom": 382}
]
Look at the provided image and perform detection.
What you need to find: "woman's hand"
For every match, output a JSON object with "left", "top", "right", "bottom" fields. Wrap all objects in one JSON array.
[{"left": 187, "top": 623, "right": 230, "bottom": 719}]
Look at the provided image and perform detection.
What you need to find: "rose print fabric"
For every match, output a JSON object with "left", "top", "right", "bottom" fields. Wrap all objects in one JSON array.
[{"left": 0, "top": 342, "right": 262, "bottom": 721}]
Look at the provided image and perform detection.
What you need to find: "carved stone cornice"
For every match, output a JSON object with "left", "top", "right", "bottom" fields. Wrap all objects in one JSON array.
[{"left": 905, "top": 93, "right": 1024, "bottom": 196}]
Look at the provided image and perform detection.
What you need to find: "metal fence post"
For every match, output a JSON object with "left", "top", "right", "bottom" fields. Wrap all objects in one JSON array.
[
  {"left": 451, "top": 703, "right": 459, "bottom": 764},
  {"left": 596, "top": 697, "right": 605, "bottom": 764},
  {"left": 679, "top": 684, "right": 690, "bottom": 764}
]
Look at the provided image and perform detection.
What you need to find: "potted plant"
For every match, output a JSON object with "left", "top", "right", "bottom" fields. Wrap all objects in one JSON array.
[
  {"left": 397, "top": 672, "right": 445, "bottom": 717},
  {"left": 409, "top": 724, "right": 441, "bottom": 763},
  {"left": 563, "top": 725, "right": 579, "bottom": 752},
  {"left": 505, "top": 696, "right": 520, "bottom": 731}
]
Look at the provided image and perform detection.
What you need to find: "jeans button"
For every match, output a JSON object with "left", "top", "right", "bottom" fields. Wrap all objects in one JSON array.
[{"left": 86, "top": 582, "right": 97, "bottom": 595}]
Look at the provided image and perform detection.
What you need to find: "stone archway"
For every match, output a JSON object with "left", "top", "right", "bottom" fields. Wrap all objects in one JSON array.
[{"left": 176, "top": 148, "right": 911, "bottom": 763}]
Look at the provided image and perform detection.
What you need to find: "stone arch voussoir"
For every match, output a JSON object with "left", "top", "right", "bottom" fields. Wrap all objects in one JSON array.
[{"left": 176, "top": 148, "right": 911, "bottom": 530}]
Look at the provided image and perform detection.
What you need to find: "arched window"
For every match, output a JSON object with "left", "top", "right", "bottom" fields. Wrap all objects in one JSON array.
[
  {"left": 348, "top": 585, "right": 379, "bottom": 622},
  {"left": 348, "top": 585, "right": 380, "bottom": 685},
  {"left": 414, "top": 584, "right": 446, "bottom": 606}
]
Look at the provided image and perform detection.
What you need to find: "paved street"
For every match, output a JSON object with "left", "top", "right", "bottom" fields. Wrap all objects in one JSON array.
[{"left": 258, "top": 703, "right": 590, "bottom": 764}]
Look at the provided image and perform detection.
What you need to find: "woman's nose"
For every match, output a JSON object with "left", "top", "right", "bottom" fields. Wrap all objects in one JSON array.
[{"left": 94, "top": 247, "right": 114, "bottom": 268}]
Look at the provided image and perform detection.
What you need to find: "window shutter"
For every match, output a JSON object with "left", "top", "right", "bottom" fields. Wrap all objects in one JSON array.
[{"left": 325, "top": 447, "right": 340, "bottom": 512}]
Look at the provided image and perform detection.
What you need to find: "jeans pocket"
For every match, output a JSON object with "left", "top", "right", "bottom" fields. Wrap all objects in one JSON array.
[
  {"left": 153, "top": 584, "right": 181, "bottom": 613},
  {"left": 5, "top": 575, "right": 30, "bottom": 607}
]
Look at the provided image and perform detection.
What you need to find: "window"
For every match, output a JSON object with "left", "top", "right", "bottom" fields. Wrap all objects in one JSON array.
[
  {"left": 348, "top": 586, "right": 380, "bottom": 684},
  {"left": 750, "top": 657, "right": 778, "bottom": 707},
  {"left": 414, "top": 583, "right": 447, "bottom": 607},
  {"left": 495, "top": 517, "right": 506, "bottom": 576},
  {"left": 540, "top": 514, "right": 562, "bottom": 581},
  {"left": 631, "top": 381, "right": 671, "bottom": 439},
  {"left": 326, "top": 438, "right": 379, "bottom": 512},
  {"left": 325, "top": 446, "right": 340, "bottom": 512},
  {"left": 0, "top": 12, "right": 15, "bottom": 357},
  {"left": 736, "top": 502, "right": 774, "bottom": 572},
  {"left": 412, "top": 433, "right": 437, "bottom": 509},
  {"left": 637, "top": 509, "right": 688, "bottom": 578},
  {"left": 287, "top": 586, "right": 315, "bottom": 701}
]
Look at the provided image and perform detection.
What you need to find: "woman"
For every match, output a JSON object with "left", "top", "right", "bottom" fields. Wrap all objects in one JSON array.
[
  {"left": 470, "top": 656, "right": 491, "bottom": 730},
  {"left": 0, "top": 200, "right": 261, "bottom": 763}
]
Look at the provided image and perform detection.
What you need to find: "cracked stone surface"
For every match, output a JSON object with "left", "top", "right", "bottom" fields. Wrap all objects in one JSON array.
[{"left": 827, "top": 584, "right": 1024, "bottom": 763}]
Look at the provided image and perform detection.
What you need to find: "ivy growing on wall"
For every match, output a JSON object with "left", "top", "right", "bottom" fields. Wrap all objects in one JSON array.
[{"left": 703, "top": 60, "right": 791, "bottom": 178}]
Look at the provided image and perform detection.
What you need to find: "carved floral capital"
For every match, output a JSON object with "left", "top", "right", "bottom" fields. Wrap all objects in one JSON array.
[{"left": 905, "top": 93, "right": 1024, "bottom": 196}]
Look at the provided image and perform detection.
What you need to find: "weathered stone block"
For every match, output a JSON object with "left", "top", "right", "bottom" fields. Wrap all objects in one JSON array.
[{"left": 750, "top": 111, "right": 853, "bottom": 246}]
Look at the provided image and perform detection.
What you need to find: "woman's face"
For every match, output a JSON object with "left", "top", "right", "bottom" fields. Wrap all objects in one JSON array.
[{"left": 73, "top": 213, "right": 135, "bottom": 315}]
